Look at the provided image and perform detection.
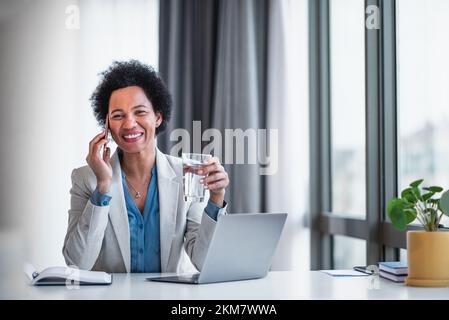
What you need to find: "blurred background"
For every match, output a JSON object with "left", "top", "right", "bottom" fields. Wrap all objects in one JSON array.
[{"left": 0, "top": 0, "right": 310, "bottom": 286}]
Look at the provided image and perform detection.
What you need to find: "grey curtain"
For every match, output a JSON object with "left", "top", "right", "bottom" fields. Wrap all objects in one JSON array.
[
  {"left": 158, "top": 0, "right": 219, "bottom": 149},
  {"left": 158, "top": 0, "right": 269, "bottom": 213}
]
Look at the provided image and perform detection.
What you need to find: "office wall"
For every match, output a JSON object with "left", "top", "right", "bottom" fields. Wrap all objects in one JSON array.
[{"left": 0, "top": 0, "right": 159, "bottom": 275}]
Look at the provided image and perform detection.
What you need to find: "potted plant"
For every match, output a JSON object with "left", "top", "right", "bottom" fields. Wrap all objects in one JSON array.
[{"left": 387, "top": 179, "right": 449, "bottom": 287}]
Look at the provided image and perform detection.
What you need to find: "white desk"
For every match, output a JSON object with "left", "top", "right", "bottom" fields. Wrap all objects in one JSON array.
[{"left": 2, "top": 271, "right": 449, "bottom": 300}]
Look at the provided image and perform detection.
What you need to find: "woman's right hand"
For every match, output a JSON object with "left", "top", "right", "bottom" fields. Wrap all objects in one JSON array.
[{"left": 86, "top": 131, "right": 112, "bottom": 193}]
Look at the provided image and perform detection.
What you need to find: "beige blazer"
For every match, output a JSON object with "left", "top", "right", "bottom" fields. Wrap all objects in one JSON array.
[{"left": 62, "top": 148, "right": 227, "bottom": 273}]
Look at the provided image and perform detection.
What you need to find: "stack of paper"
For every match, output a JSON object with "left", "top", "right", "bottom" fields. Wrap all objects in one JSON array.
[{"left": 320, "top": 270, "right": 370, "bottom": 277}]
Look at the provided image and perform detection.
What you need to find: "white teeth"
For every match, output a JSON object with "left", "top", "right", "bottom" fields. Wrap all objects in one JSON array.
[{"left": 124, "top": 133, "right": 143, "bottom": 139}]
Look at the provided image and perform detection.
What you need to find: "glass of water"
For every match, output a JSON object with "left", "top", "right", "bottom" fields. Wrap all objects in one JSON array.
[{"left": 182, "top": 153, "right": 212, "bottom": 202}]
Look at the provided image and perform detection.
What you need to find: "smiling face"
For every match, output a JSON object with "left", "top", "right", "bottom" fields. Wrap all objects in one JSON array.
[{"left": 108, "top": 86, "right": 162, "bottom": 154}]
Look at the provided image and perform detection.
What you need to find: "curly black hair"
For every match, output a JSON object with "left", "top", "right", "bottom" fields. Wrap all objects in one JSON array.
[{"left": 90, "top": 60, "right": 172, "bottom": 135}]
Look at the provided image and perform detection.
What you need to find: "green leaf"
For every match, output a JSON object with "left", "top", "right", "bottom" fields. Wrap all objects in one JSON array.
[
  {"left": 401, "top": 188, "right": 416, "bottom": 203},
  {"left": 439, "top": 190, "right": 449, "bottom": 217},
  {"left": 387, "top": 198, "right": 407, "bottom": 231},
  {"left": 403, "top": 201, "right": 414, "bottom": 208},
  {"left": 422, "top": 192, "right": 434, "bottom": 202},
  {"left": 411, "top": 186, "right": 422, "bottom": 201},
  {"left": 424, "top": 186, "right": 443, "bottom": 193},
  {"left": 410, "top": 179, "right": 424, "bottom": 188},
  {"left": 403, "top": 208, "right": 417, "bottom": 225}
]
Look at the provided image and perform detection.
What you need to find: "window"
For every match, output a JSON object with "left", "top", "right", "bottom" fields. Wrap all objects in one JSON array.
[
  {"left": 333, "top": 235, "right": 366, "bottom": 269},
  {"left": 397, "top": 0, "right": 449, "bottom": 226},
  {"left": 400, "top": 248, "right": 407, "bottom": 263},
  {"left": 330, "top": 0, "right": 366, "bottom": 218},
  {"left": 310, "top": 0, "right": 401, "bottom": 269}
]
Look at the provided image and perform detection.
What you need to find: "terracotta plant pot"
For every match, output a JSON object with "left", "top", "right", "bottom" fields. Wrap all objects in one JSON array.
[{"left": 406, "top": 230, "right": 449, "bottom": 287}]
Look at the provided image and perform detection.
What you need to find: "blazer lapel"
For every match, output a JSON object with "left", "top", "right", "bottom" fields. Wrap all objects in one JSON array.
[
  {"left": 156, "top": 148, "right": 180, "bottom": 271},
  {"left": 108, "top": 150, "right": 131, "bottom": 273}
]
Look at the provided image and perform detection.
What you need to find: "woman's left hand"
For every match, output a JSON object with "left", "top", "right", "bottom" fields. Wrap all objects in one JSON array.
[{"left": 197, "top": 157, "right": 229, "bottom": 207}]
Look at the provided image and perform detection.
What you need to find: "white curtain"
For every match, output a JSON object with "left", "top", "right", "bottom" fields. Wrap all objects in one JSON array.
[
  {"left": 266, "top": 0, "right": 310, "bottom": 271},
  {"left": 74, "top": 0, "right": 159, "bottom": 168}
]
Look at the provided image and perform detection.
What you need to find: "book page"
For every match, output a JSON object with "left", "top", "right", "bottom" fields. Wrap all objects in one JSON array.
[{"left": 33, "top": 266, "right": 111, "bottom": 285}]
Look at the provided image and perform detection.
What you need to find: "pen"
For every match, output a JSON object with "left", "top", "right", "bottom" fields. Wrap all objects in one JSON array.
[{"left": 353, "top": 266, "right": 374, "bottom": 275}]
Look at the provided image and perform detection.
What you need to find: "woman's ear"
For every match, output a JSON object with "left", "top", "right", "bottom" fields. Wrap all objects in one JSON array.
[{"left": 156, "top": 112, "right": 162, "bottom": 127}]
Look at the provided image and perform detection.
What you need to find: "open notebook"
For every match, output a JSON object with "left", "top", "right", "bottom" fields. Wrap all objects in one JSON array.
[{"left": 24, "top": 263, "right": 112, "bottom": 286}]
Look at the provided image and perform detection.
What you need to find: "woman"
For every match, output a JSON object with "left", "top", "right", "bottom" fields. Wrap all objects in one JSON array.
[{"left": 63, "top": 60, "right": 229, "bottom": 273}]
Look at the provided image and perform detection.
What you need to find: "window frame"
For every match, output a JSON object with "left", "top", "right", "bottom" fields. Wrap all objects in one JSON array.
[{"left": 309, "top": 0, "right": 418, "bottom": 269}]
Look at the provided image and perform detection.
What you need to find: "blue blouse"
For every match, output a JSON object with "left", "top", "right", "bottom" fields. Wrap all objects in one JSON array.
[
  {"left": 122, "top": 165, "right": 161, "bottom": 272},
  {"left": 90, "top": 165, "right": 223, "bottom": 273}
]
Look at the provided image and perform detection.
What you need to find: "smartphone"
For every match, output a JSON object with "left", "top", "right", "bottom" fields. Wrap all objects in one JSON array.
[
  {"left": 104, "top": 116, "right": 109, "bottom": 150},
  {"left": 353, "top": 266, "right": 375, "bottom": 275}
]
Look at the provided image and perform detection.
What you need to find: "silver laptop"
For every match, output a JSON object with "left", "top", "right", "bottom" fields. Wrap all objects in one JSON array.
[{"left": 148, "top": 213, "right": 287, "bottom": 284}]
